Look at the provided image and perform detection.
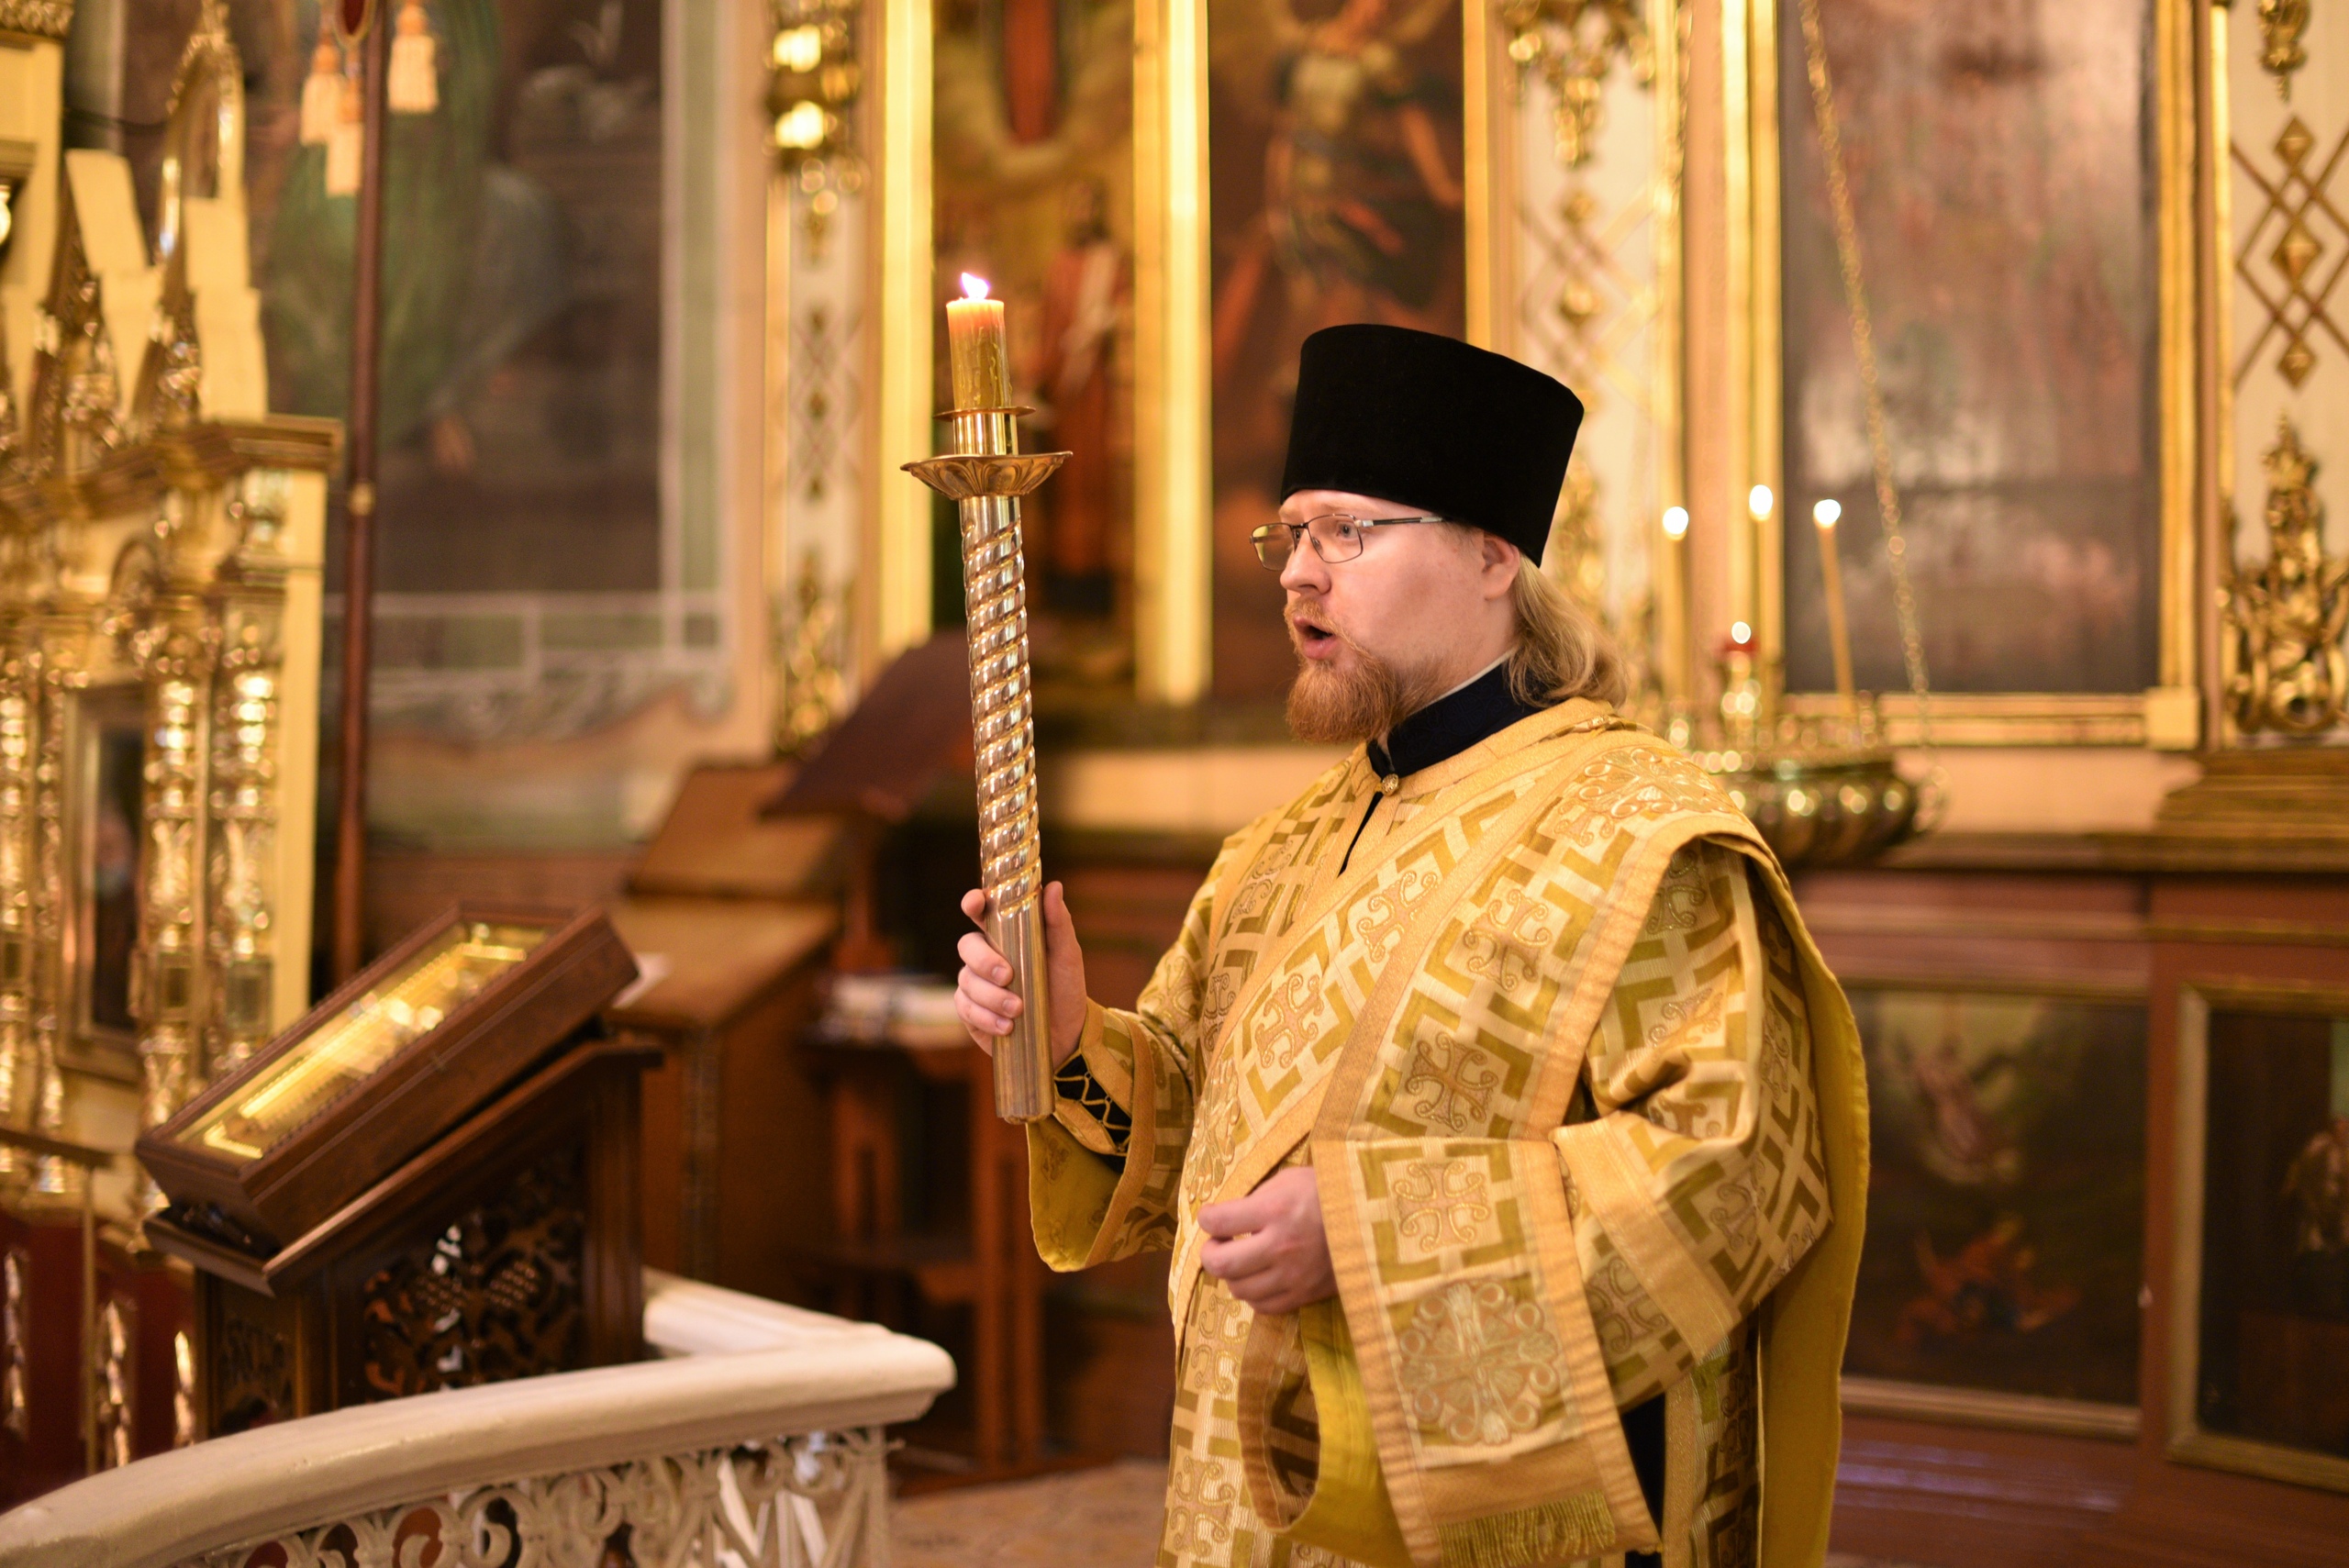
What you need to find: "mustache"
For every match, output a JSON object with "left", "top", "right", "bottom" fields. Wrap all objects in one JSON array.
[{"left": 1285, "top": 597, "right": 1349, "bottom": 647}]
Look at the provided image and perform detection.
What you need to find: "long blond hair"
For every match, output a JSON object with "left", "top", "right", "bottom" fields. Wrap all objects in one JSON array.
[{"left": 1506, "top": 557, "right": 1628, "bottom": 707}]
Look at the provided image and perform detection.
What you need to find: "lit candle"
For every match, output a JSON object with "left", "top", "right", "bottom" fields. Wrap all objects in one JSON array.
[
  {"left": 1812, "top": 498, "right": 1857, "bottom": 722},
  {"left": 946, "top": 272, "right": 1009, "bottom": 411},
  {"left": 1658, "top": 506, "right": 1689, "bottom": 704}
]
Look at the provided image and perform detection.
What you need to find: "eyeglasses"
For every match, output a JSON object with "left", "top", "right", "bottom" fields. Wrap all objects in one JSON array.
[{"left": 1250, "top": 513, "right": 1454, "bottom": 571}]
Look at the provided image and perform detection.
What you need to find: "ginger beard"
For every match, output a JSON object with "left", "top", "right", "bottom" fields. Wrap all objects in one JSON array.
[{"left": 1285, "top": 601, "right": 1450, "bottom": 744}]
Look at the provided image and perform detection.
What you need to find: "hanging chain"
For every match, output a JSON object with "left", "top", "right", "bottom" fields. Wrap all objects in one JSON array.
[{"left": 1796, "top": 0, "right": 1943, "bottom": 814}]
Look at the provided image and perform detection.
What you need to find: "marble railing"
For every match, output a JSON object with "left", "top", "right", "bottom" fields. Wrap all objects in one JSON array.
[{"left": 0, "top": 1271, "right": 955, "bottom": 1568}]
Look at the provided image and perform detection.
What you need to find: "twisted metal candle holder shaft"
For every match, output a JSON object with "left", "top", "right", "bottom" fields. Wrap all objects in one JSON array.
[{"left": 905, "top": 410, "right": 1067, "bottom": 1122}]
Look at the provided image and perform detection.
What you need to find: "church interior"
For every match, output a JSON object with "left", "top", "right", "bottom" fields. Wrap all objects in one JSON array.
[{"left": 0, "top": 0, "right": 2345, "bottom": 1564}]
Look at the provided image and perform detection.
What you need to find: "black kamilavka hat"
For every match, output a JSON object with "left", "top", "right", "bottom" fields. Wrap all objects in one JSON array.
[{"left": 1279, "top": 325, "right": 1585, "bottom": 565}]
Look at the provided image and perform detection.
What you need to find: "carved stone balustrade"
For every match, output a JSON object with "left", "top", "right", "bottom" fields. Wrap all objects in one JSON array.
[{"left": 0, "top": 1269, "right": 955, "bottom": 1568}]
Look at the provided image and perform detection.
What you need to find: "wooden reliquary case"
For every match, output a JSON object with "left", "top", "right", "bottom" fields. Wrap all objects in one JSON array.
[
  {"left": 139, "top": 906, "right": 636, "bottom": 1249},
  {"left": 136, "top": 905, "right": 646, "bottom": 1435}
]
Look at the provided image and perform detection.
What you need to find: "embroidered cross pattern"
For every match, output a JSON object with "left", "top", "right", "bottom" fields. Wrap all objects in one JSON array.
[
  {"left": 1402, "top": 1035, "right": 1503, "bottom": 1132},
  {"left": 1392, "top": 1158, "right": 1496, "bottom": 1251}
]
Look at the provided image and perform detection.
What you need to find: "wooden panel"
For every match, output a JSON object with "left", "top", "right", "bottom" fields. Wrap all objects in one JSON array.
[
  {"left": 711, "top": 968, "right": 832, "bottom": 1298},
  {"left": 2074, "top": 880, "right": 2349, "bottom": 1568},
  {"left": 628, "top": 762, "right": 842, "bottom": 901},
  {"left": 1054, "top": 857, "right": 1210, "bottom": 1009},
  {"left": 364, "top": 850, "right": 634, "bottom": 953},
  {"left": 1793, "top": 866, "right": 2152, "bottom": 993},
  {"left": 606, "top": 897, "right": 837, "bottom": 1033}
]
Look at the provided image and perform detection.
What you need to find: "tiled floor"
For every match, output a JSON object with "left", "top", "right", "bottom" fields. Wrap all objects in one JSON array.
[
  {"left": 894, "top": 1460, "right": 1167, "bottom": 1567},
  {"left": 889, "top": 1460, "right": 1924, "bottom": 1566}
]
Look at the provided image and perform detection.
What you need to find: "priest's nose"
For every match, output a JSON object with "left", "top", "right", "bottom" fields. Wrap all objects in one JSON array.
[{"left": 1278, "top": 529, "right": 1330, "bottom": 594}]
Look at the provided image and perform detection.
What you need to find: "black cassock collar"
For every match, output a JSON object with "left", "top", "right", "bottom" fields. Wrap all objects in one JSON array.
[{"left": 1365, "top": 659, "right": 1548, "bottom": 782}]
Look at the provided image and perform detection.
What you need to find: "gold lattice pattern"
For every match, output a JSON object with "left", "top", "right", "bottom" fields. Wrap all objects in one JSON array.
[
  {"left": 1516, "top": 181, "right": 1661, "bottom": 427},
  {"left": 2234, "top": 115, "right": 2349, "bottom": 388}
]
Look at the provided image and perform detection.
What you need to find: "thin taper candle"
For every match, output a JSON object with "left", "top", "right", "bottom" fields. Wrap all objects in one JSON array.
[
  {"left": 1813, "top": 499, "right": 1857, "bottom": 723},
  {"left": 1659, "top": 506, "right": 1689, "bottom": 706}
]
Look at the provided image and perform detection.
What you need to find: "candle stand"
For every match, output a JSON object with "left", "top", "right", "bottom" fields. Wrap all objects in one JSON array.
[{"left": 905, "top": 414, "right": 1067, "bottom": 1123}]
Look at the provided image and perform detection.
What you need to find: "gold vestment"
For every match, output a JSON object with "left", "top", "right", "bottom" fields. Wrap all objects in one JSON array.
[{"left": 1028, "top": 702, "right": 1867, "bottom": 1568}]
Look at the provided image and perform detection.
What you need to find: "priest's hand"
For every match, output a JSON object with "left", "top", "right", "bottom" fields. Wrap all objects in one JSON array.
[
  {"left": 1197, "top": 1168, "right": 1338, "bottom": 1315},
  {"left": 956, "top": 882, "right": 1087, "bottom": 1067}
]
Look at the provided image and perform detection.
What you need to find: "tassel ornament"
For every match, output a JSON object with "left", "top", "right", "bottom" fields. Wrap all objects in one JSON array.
[
  {"left": 325, "top": 74, "right": 363, "bottom": 196},
  {"left": 299, "top": 23, "right": 343, "bottom": 145},
  {"left": 388, "top": 0, "right": 439, "bottom": 115}
]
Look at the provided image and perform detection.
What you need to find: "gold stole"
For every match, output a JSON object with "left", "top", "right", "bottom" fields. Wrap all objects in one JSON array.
[{"left": 1173, "top": 715, "right": 1861, "bottom": 1568}]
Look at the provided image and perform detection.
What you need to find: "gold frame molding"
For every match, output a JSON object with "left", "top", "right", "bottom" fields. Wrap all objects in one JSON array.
[
  {"left": 59, "top": 678, "right": 143, "bottom": 1084},
  {"left": 1842, "top": 1375, "right": 2140, "bottom": 1442},
  {"left": 874, "top": 0, "right": 1510, "bottom": 704},
  {"left": 2166, "top": 978, "right": 2349, "bottom": 1496},
  {"left": 1131, "top": 0, "right": 1210, "bottom": 704},
  {"left": 869, "top": 0, "right": 932, "bottom": 663},
  {"left": 1728, "top": 0, "right": 2205, "bottom": 749}
]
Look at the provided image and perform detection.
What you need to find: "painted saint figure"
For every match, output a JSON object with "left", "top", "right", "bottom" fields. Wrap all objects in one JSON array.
[
  {"left": 957, "top": 328, "right": 1867, "bottom": 1568},
  {"left": 1213, "top": 0, "right": 1464, "bottom": 391},
  {"left": 1029, "top": 179, "right": 1129, "bottom": 621}
]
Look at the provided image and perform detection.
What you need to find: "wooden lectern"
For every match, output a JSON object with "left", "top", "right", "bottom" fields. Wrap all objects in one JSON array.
[{"left": 137, "top": 909, "right": 648, "bottom": 1436}]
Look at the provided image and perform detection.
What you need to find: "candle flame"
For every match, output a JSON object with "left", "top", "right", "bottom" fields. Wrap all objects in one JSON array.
[
  {"left": 1747, "top": 484, "right": 1774, "bottom": 520},
  {"left": 961, "top": 272, "right": 992, "bottom": 301},
  {"left": 1813, "top": 498, "right": 1842, "bottom": 529},
  {"left": 1661, "top": 506, "right": 1689, "bottom": 541}
]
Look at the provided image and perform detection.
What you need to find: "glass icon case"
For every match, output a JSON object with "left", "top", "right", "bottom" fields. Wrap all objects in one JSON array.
[{"left": 139, "top": 905, "right": 638, "bottom": 1250}]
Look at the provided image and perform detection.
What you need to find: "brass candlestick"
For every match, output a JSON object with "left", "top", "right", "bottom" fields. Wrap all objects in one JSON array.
[{"left": 906, "top": 412, "right": 1067, "bottom": 1123}]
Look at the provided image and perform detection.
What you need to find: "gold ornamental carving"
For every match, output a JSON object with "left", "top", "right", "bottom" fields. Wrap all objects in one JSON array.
[
  {"left": 774, "top": 549, "right": 846, "bottom": 759},
  {"left": 2258, "top": 0, "right": 2311, "bottom": 96},
  {"left": 0, "top": 1, "right": 74, "bottom": 41},
  {"left": 2225, "top": 417, "right": 2349, "bottom": 737},
  {"left": 0, "top": 16, "right": 332, "bottom": 1211},
  {"left": 1498, "top": 0, "right": 1654, "bottom": 168}
]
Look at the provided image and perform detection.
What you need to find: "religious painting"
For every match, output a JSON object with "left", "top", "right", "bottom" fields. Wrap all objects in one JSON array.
[
  {"left": 60, "top": 685, "right": 149, "bottom": 1084},
  {"left": 932, "top": 0, "right": 1137, "bottom": 686},
  {"left": 1208, "top": 0, "right": 1466, "bottom": 702},
  {"left": 203, "top": 0, "right": 696, "bottom": 741},
  {"left": 1842, "top": 987, "right": 2145, "bottom": 1415},
  {"left": 2180, "top": 1000, "right": 2349, "bottom": 1489},
  {"left": 1776, "top": 0, "right": 2162, "bottom": 696}
]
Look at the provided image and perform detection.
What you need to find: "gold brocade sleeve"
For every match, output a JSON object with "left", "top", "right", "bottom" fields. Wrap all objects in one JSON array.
[
  {"left": 1556, "top": 840, "right": 1832, "bottom": 1408},
  {"left": 1028, "top": 834, "right": 1242, "bottom": 1270}
]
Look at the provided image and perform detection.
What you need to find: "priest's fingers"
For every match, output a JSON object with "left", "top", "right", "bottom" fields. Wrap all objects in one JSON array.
[
  {"left": 1041, "top": 882, "right": 1090, "bottom": 1064},
  {"left": 1199, "top": 1227, "right": 1282, "bottom": 1282},
  {"left": 958, "top": 930, "right": 1012, "bottom": 987},
  {"left": 1197, "top": 1188, "right": 1275, "bottom": 1242},
  {"left": 960, "top": 888, "right": 990, "bottom": 926},
  {"left": 1213, "top": 1254, "right": 1336, "bottom": 1316},
  {"left": 953, "top": 967, "right": 1029, "bottom": 1051},
  {"left": 1236, "top": 1279, "right": 1338, "bottom": 1316},
  {"left": 956, "top": 962, "right": 1022, "bottom": 1024}
]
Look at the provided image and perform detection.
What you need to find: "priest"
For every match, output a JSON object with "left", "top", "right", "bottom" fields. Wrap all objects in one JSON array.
[{"left": 954, "top": 324, "right": 1866, "bottom": 1568}]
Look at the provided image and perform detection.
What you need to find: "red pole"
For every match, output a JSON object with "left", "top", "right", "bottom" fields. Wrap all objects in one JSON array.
[{"left": 333, "top": 3, "right": 388, "bottom": 984}]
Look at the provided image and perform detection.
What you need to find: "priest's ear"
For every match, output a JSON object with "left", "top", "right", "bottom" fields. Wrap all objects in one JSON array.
[{"left": 1475, "top": 529, "right": 1521, "bottom": 600}]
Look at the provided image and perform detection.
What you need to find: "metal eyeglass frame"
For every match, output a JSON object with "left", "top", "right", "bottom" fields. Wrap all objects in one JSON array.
[{"left": 1250, "top": 513, "right": 1456, "bottom": 570}]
